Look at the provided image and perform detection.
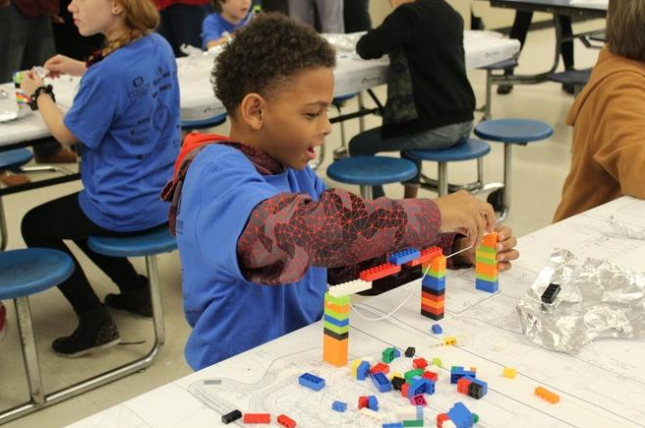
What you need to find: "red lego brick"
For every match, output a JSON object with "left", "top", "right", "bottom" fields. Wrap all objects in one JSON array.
[
  {"left": 421, "top": 291, "right": 445, "bottom": 302},
  {"left": 243, "top": 413, "right": 271, "bottom": 424},
  {"left": 369, "top": 362, "right": 390, "bottom": 375},
  {"left": 359, "top": 263, "right": 401, "bottom": 282},
  {"left": 421, "top": 303, "right": 444, "bottom": 315},
  {"left": 358, "top": 396, "right": 369, "bottom": 410},
  {"left": 436, "top": 413, "right": 449, "bottom": 427},
  {"left": 413, "top": 358, "right": 428, "bottom": 369},
  {"left": 401, "top": 382, "right": 410, "bottom": 398},
  {"left": 457, "top": 377, "right": 472, "bottom": 395},
  {"left": 277, "top": 414, "right": 297, "bottom": 428},
  {"left": 422, "top": 371, "right": 438, "bottom": 383},
  {"left": 406, "top": 246, "right": 443, "bottom": 267}
]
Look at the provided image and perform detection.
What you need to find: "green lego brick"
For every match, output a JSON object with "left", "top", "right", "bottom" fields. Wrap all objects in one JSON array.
[
  {"left": 324, "top": 293, "right": 350, "bottom": 306},
  {"left": 404, "top": 369, "right": 424, "bottom": 383},
  {"left": 424, "top": 268, "right": 445, "bottom": 278},
  {"left": 476, "top": 272, "right": 498, "bottom": 282},
  {"left": 476, "top": 245, "right": 496, "bottom": 255},
  {"left": 432, "top": 357, "right": 442, "bottom": 368},
  {"left": 323, "top": 307, "right": 349, "bottom": 320},
  {"left": 323, "top": 321, "right": 349, "bottom": 335},
  {"left": 475, "top": 254, "right": 497, "bottom": 265},
  {"left": 473, "top": 413, "right": 480, "bottom": 424},
  {"left": 403, "top": 420, "right": 424, "bottom": 427},
  {"left": 382, "top": 347, "right": 395, "bottom": 364}
]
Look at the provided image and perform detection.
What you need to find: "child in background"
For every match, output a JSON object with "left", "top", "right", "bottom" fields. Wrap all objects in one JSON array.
[
  {"left": 162, "top": 13, "right": 519, "bottom": 370},
  {"left": 202, "top": 0, "right": 253, "bottom": 50},
  {"left": 349, "top": 0, "right": 476, "bottom": 199},
  {"left": 19, "top": 0, "right": 180, "bottom": 357}
]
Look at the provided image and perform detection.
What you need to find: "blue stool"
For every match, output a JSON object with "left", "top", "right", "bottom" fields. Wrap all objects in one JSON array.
[
  {"left": 478, "top": 59, "right": 518, "bottom": 121},
  {"left": 0, "top": 248, "right": 74, "bottom": 422},
  {"left": 406, "top": 138, "right": 491, "bottom": 196},
  {"left": 474, "top": 119, "right": 553, "bottom": 220},
  {"left": 327, "top": 156, "right": 418, "bottom": 199},
  {"left": 0, "top": 148, "right": 34, "bottom": 250},
  {"left": 180, "top": 113, "right": 227, "bottom": 131}
]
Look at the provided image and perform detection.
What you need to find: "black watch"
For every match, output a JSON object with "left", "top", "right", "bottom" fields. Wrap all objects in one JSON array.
[{"left": 29, "top": 85, "right": 55, "bottom": 111}]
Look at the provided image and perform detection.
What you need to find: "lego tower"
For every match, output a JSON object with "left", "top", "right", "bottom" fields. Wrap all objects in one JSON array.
[
  {"left": 323, "top": 292, "right": 350, "bottom": 366},
  {"left": 476, "top": 232, "right": 499, "bottom": 293},
  {"left": 420, "top": 253, "right": 446, "bottom": 320}
]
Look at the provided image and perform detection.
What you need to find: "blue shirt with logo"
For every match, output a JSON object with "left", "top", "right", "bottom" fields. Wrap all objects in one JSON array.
[
  {"left": 64, "top": 33, "right": 180, "bottom": 232},
  {"left": 177, "top": 144, "right": 327, "bottom": 370},
  {"left": 201, "top": 12, "right": 253, "bottom": 49}
]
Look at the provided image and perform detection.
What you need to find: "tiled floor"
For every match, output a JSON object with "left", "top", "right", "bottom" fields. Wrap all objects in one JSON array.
[{"left": 0, "top": 19, "right": 605, "bottom": 428}]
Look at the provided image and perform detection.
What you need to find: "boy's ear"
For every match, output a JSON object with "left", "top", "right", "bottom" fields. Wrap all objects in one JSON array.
[{"left": 238, "top": 93, "right": 265, "bottom": 131}]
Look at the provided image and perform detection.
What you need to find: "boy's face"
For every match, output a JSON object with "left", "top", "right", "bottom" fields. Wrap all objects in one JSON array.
[
  {"left": 221, "top": 0, "right": 252, "bottom": 21},
  {"left": 259, "top": 67, "right": 334, "bottom": 170}
]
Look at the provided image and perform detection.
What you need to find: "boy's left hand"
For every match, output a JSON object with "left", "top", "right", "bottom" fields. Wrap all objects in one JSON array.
[
  {"left": 20, "top": 70, "right": 45, "bottom": 98},
  {"left": 454, "top": 225, "right": 519, "bottom": 271}
]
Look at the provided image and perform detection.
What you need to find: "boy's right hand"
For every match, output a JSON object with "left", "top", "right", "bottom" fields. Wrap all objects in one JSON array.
[
  {"left": 44, "top": 54, "right": 87, "bottom": 78},
  {"left": 433, "top": 190, "right": 496, "bottom": 249}
]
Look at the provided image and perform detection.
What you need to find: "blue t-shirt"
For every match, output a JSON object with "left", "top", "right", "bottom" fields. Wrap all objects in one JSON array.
[
  {"left": 177, "top": 144, "right": 328, "bottom": 370},
  {"left": 201, "top": 12, "right": 252, "bottom": 50},
  {"left": 64, "top": 33, "right": 180, "bottom": 232}
]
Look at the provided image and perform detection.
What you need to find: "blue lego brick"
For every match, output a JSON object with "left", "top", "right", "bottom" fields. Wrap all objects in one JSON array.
[
  {"left": 475, "top": 278, "right": 499, "bottom": 293},
  {"left": 371, "top": 372, "right": 393, "bottom": 393},
  {"left": 422, "top": 276, "right": 446, "bottom": 291},
  {"left": 368, "top": 395, "right": 379, "bottom": 411},
  {"left": 357, "top": 361, "right": 371, "bottom": 381},
  {"left": 323, "top": 314, "right": 350, "bottom": 327},
  {"left": 450, "top": 366, "right": 476, "bottom": 384},
  {"left": 383, "top": 424, "right": 404, "bottom": 428},
  {"left": 393, "top": 348, "right": 401, "bottom": 358},
  {"left": 431, "top": 324, "right": 442, "bottom": 335},
  {"left": 298, "top": 372, "right": 325, "bottom": 391},
  {"left": 332, "top": 401, "right": 347, "bottom": 412},
  {"left": 447, "top": 402, "right": 473, "bottom": 428},
  {"left": 409, "top": 376, "right": 435, "bottom": 397},
  {"left": 389, "top": 248, "right": 421, "bottom": 266},
  {"left": 416, "top": 405, "right": 424, "bottom": 420}
]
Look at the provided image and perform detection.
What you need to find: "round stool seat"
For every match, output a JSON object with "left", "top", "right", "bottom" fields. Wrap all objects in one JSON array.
[
  {"left": 88, "top": 224, "right": 176, "bottom": 258},
  {"left": 0, "top": 148, "right": 33, "bottom": 171},
  {"left": 474, "top": 119, "right": 553, "bottom": 144},
  {"left": 327, "top": 156, "right": 418, "bottom": 186},
  {"left": 406, "top": 138, "right": 490, "bottom": 163},
  {"left": 0, "top": 249, "right": 74, "bottom": 299},
  {"left": 181, "top": 113, "right": 227, "bottom": 130}
]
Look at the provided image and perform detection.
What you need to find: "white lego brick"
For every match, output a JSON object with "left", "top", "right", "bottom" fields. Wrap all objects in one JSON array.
[
  {"left": 444, "top": 421, "right": 457, "bottom": 428},
  {"left": 395, "top": 405, "right": 417, "bottom": 420},
  {"left": 328, "top": 279, "right": 372, "bottom": 297},
  {"left": 359, "top": 408, "right": 384, "bottom": 422}
]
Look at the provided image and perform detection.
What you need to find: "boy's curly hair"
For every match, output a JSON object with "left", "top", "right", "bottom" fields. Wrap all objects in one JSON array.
[{"left": 213, "top": 13, "right": 336, "bottom": 116}]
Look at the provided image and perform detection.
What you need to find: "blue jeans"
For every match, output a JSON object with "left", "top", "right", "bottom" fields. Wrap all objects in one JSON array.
[{"left": 348, "top": 121, "right": 473, "bottom": 198}]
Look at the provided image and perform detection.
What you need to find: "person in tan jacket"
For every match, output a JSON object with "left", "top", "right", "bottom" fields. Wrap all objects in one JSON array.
[{"left": 553, "top": 0, "right": 645, "bottom": 222}]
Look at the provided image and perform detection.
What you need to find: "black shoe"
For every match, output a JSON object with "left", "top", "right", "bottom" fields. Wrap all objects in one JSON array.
[
  {"left": 105, "top": 276, "right": 152, "bottom": 318},
  {"left": 497, "top": 84, "right": 514, "bottom": 95},
  {"left": 562, "top": 83, "right": 575, "bottom": 95},
  {"left": 52, "top": 306, "right": 120, "bottom": 358}
]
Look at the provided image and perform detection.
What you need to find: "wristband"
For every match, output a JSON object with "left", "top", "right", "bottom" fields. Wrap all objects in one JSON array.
[{"left": 29, "top": 85, "right": 55, "bottom": 111}]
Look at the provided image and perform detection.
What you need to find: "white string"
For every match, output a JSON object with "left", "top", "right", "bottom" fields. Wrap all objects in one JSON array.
[{"left": 349, "top": 244, "right": 475, "bottom": 322}]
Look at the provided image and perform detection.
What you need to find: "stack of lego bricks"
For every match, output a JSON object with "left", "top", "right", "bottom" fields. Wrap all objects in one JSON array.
[
  {"left": 475, "top": 233, "right": 499, "bottom": 293},
  {"left": 420, "top": 253, "right": 446, "bottom": 320},
  {"left": 322, "top": 292, "right": 350, "bottom": 366}
]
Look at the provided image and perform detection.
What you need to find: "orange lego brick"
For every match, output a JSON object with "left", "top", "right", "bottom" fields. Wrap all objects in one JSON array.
[
  {"left": 406, "top": 246, "right": 443, "bottom": 267},
  {"left": 359, "top": 263, "right": 401, "bottom": 282},
  {"left": 323, "top": 334, "right": 348, "bottom": 367},
  {"left": 421, "top": 297, "right": 445, "bottom": 310},
  {"left": 421, "top": 303, "right": 444, "bottom": 315},
  {"left": 421, "top": 291, "right": 445, "bottom": 302},
  {"left": 324, "top": 301, "right": 350, "bottom": 314},
  {"left": 475, "top": 262, "right": 499, "bottom": 277},
  {"left": 482, "top": 232, "right": 498, "bottom": 248},
  {"left": 430, "top": 255, "right": 447, "bottom": 272},
  {"left": 535, "top": 386, "right": 560, "bottom": 404}
]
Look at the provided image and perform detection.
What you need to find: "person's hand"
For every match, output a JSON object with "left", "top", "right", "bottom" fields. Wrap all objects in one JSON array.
[
  {"left": 20, "top": 70, "right": 44, "bottom": 98},
  {"left": 434, "top": 190, "right": 496, "bottom": 248},
  {"left": 44, "top": 54, "right": 87, "bottom": 78},
  {"left": 453, "top": 224, "right": 519, "bottom": 271}
]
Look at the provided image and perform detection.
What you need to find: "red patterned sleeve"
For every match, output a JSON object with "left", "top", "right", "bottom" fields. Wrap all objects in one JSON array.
[{"left": 237, "top": 189, "right": 447, "bottom": 285}]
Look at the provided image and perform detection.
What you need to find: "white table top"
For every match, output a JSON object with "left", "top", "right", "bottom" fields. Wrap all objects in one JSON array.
[
  {"left": 0, "top": 31, "right": 519, "bottom": 148},
  {"left": 65, "top": 196, "right": 645, "bottom": 428}
]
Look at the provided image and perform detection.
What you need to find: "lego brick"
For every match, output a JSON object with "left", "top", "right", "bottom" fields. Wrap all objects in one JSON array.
[
  {"left": 447, "top": 402, "right": 473, "bottom": 428},
  {"left": 323, "top": 314, "right": 349, "bottom": 327},
  {"left": 431, "top": 324, "right": 443, "bottom": 334},
  {"left": 389, "top": 248, "right": 421, "bottom": 265},
  {"left": 371, "top": 372, "right": 393, "bottom": 393},
  {"left": 406, "top": 246, "right": 443, "bottom": 267},
  {"left": 432, "top": 357, "right": 442, "bottom": 367},
  {"left": 482, "top": 232, "right": 498, "bottom": 247},
  {"left": 298, "top": 372, "right": 325, "bottom": 391},
  {"left": 324, "top": 293, "right": 351, "bottom": 306},
  {"left": 421, "top": 276, "right": 446, "bottom": 290},
  {"left": 473, "top": 413, "right": 480, "bottom": 424},
  {"left": 277, "top": 414, "right": 297, "bottom": 428},
  {"left": 323, "top": 334, "right": 348, "bottom": 367},
  {"left": 360, "top": 263, "right": 402, "bottom": 282},
  {"left": 332, "top": 401, "right": 347, "bottom": 412},
  {"left": 394, "top": 405, "right": 418, "bottom": 420},
  {"left": 422, "top": 267, "right": 446, "bottom": 279},
  {"left": 390, "top": 371, "right": 402, "bottom": 380},
  {"left": 475, "top": 278, "right": 499, "bottom": 293},
  {"left": 382, "top": 347, "right": 396, "bottom": 363},
  {"left": 475, "top": 251, "right": 497, "bottom": 263},
  {"left": 420, "top": 309, "right": 444, "bottom": 320},
  {"left": 535, "top": 386, "right": 560, "bottom": 404},
  {"left": 421, "top": 286, "right": 445, "bottom": 296},
  {"left": 383, "top": 424, "right": 405, "bottom": 428},
  {"left": 421, "top": 291, "right": 445, "bottom": 302},
  {"left": 421, "top": 304, "right": 444, "bottom": 315},
  {"left": 443, "top": 422, "right": 457, "bottom": 428},
  {"left": 323, "top": 321, "right": 349, "bottom": 335},
  {"left": 410, "top": 377, "right": 435, "bottom": 396},
  {"left": 476, "top": 245, "right": 496, "bottom": 255},
  {"left": 324, "top": 301, "right": 350, "bottom": 314},
  {"left": 442, "top": 336, "right": 456, "bottom": 346},
  {"left": 323, "top": 306, "right": 349, "bottom": 321},
  {"left": 393, "top": 348, "right": 401, "bottom": 358},
  {"left": 329, "top": 279, "right": 373, "bottom": 297},
  {"left": 402, "top": 420, "right": 424, "bottom": 427},
  {"left": 475, "top": 262, "right": 499, "bottom": 277},
  {"left": 401, "top": 382, "right": 410, "bottom": 398},
  {"left": 404, "top": 369, "right": 424, "bottom": 383},
  {"left": 405, "top": 346, "right": 416, "bottom": 358},
  {"left": 468, "top": 378, "right": 487, "bottom": 399},
  {"left": 221, "top": 409, "right": 242, "bottom": 424},
  {"left": 421, "top": 298, "right": 445, "bottom": 310},
  {"left": 422, "top": 371, "right": 438, "bottom": 383},
  {"left": 359, "top": 408, "right": 384, "bottom": 422},
  {"left": 358, "top": 396, "right": 369, "bottom": 410},
  {"left": 413, "top": 358, "right": 428, "bottom": 369},
  {"left": 323, "top": 328, "right": 349, "bottom": 341},
  {"left": 430, "top": 254, "right": 447, "bottom": 271},
  {"left": 243, "top": 413, "right": 271, "bottom": 424},
  {"left": 503, "top": 367, "right": 517, "bottom": 379},
  {"left": 357, "top": 361, "right": 371, "bottom": 380},
  {"left": 410, "top": 394, "right": 427, "bottom": 406},
  {"left": 457, "top": 376, "right": 472, "bottom": 395},
  {"left": 436, "top": 413, "right": 449, "bottom": 428},
  {"left": 368, "top": 395, "right": 379, "bottom": 411},
  {"left": 370, "top": 362, "right": 390, "bottom": 375},
  {"left": 541, "top": 283, "right": 561, "bottom": 304},
  {"left": 392, "top": 376, "right": 405, "bottom": 391},
  {"left": 450, "top": 366, "right": 476, "bottom": 384},
  {"left": 475, "top": 271, "right": 498, "bottom": 282}
]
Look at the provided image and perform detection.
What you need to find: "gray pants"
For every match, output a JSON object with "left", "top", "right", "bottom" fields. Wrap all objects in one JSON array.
[
  {"left": 288, "top": 0, "right": 344, "bottom": 33},
  {"left": 348, "top": 121, "right": 473, "bottom": 198}
]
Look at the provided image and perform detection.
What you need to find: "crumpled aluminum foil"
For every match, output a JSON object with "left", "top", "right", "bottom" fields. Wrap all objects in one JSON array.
[
  {"left": 609, "top": 216, "right": 645, "bottom": 240},
  {"left": 516, "top": 249, "right": 645, "bottom": 353}
]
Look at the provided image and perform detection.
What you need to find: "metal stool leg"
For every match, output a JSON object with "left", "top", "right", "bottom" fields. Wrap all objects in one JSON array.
[
  {"left": 483, "top": 69, "right": 493, "bottom": 121},
  {"left": 0, "top": 197, "right": 7, "bottom": 251},
  {"left": 358, "top": 92, "right": 366, "bottom": 132},
  {"left": 437, "top": 162, "right": 448, "bottom": 197},
  {"left": 499, "top": 143, "right": 513, "bottom": 222},
  {"left": 146, "top": 254, "right": 166, "bottom": 347},
  {"left": 15, "top": 297, "right": 45, "bottom": 405},
  {"left": 359, "top": 185, "right": 373, "bottom": 200}
]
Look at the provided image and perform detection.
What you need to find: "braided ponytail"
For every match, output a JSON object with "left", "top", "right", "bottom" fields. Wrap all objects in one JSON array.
[{"left": 102, "top": 0, "right": 160, "bottom": 57}]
